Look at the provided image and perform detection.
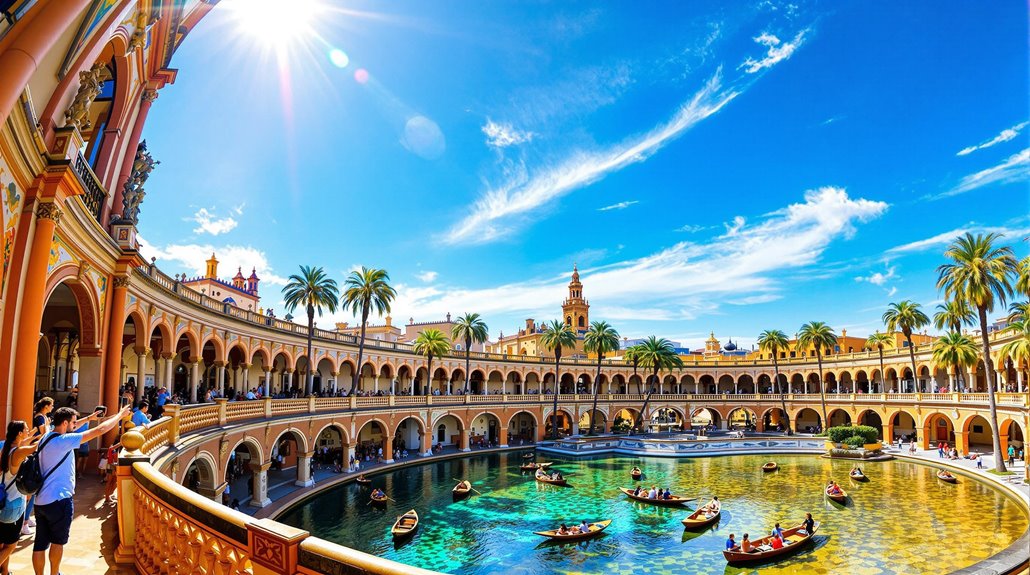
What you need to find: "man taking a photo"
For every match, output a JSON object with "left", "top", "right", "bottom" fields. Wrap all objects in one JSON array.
[{"left": 32, "top": 405, "right": 130, "bottom": 575}]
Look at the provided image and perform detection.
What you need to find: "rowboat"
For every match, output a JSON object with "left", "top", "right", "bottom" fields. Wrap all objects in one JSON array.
[
  {"left": 849, "top": 469, "right": 868, "bottom": 482},
  {"left": 452, "top": 480, "right": 472, "bottom": 499},
  {"left": 390, "top": 509, "right": 419, "bottom": 539},
  {"left": 534, "top": 519, "right": 612, "bottom": 541},
  {"left": 762, "top": 462, "right": 778, "bottom": 472},
  {"left": 825, "top": 485, "right": 847, "bottom": 503},
  {"left": 618, "top": 487, "right": 694, "bottom": 506},
  {"left": 535, "top": 470, "right": 570, "bottom": 487},
  {"left": 522, "top": 453, "right": 535, "bottom": 459},
  {"left": 723, "top": 521, "right": 820, "bottom": 564},
  {"left": 681, "top": 501, "right": 721, "bottom": 530},
  {"left": 937, "top": 470, "right": 958, "bottom": 484},
  {"left": 370, "top": 492, "right": 388, "bottom": 506},
  {"left": 630, "top": 467, "right": 643, "bottom": 481},
  {"left": 355, "top": 476, "right": 371, "bottom": 486},
  {"left": 520, "top": 461, "right": 553, "bottom": 471}
]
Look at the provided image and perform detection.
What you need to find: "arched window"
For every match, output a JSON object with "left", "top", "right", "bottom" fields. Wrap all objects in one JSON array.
[
  {"left": 577, "top": 316, "right": 585, "bottom": 328},
  {"left": 565, "top": 316, "right": 572, "bottom": 326}
]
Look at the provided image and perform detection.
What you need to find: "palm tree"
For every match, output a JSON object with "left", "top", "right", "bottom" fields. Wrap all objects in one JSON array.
[
  {"left": 865, "top": 332, "right": 894, "bottom": 393},
  {"left": 625, "top": 345, "right": 642, "bottom": 394},
  {"left": 583, "top": 321, "right": 620, "bottom": 435},
  {"left": 757, "top": 329, "right": 791, "bottom": 434},
  {"left": 796, "top": 321, "right": 837, "bottom": 428},
  {"left": 998, "top": 318, "right": 1030, "bottom": 393},
  {"left": 413, "top": 329, "right": 451, "bottom": 396},
  {"left": 932, "top": 332, "right": 980, "bottom": 395},
  {"left": 341, "top": 267, "right": 396, "bottom": 394},
  {"left": 1007, "top": 301, "right": 1030, "bottom": 323},
  {"left": 633, "top": 336, "right": 684, "bottom": 433},
  {"left": 540, "top": 320, "right": 577, "bottom": 439},
  {"left": 281, "top": 266, "right": 340, "bottom": 396},
  {"left": 1017, "top": 255, "right": 1030, "bottom": 298},
  {"left": 451, "top": 313, "right": 489, "bottom": 394},
  {"left": 933, "top": 299, "right": 974, "bottom": 334},
  {"left": 937, "top": 232, "right": 1018, "bottom": 472},
  {"left": 883, "top": 300, "right": 931, "bottom": 392}
]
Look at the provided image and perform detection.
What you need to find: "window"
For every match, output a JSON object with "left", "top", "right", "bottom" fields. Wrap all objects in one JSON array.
[
  {"left": 577, "top": 316, "right": 585, "bottom": 328},
  {"left": 84, "top": 60, "right": 117, "bottom": 169},
  {"left": 973, "top": 425, "right": 984, "bottom": 433}
]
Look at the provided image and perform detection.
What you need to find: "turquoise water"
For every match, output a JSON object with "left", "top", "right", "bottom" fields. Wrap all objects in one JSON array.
[{"left": 277, "top": 453, "right": 1028, "bottom": 575}]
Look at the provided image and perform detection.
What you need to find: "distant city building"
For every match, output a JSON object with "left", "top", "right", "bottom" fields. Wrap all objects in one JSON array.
[
  {"left": 489, "top": 265, "right": 591, "bottom": 357},
  {"left": 403, "top": 313, "right": 489, "bottom": 352},
  {"left": 334, "top": 315, "right": 402, "bottom": 342},
  {"left": 180, "top": 253, "right": 260, "bottom": 311}
]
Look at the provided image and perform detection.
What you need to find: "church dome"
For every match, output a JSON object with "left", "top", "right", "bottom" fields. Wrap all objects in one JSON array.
[{"left": 723, "top": 338, "right": 737, "bottom": 351}]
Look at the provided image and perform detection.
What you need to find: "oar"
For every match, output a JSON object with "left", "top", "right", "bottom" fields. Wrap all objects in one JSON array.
[{"left": 452, "top": 478, "right": 483, "bottom": 495}]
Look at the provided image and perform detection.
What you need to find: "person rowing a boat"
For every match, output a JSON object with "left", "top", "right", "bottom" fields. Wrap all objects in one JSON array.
[
  {"left": 800, "top": 512, "right": 815, "bottom": 536},
  {"left": 770, "top": 533, "right": 784, "bottom": 550},
  {"left": 701, "top": 496, "right": 720, "bottom": 517},
  {"left": 850, "top": 466, "right": 863, "bottom": 476},
  {"left": 371, "top": 488, "right": 385, "bottom": 499},
  {"left": 939, "top": 470, "right": 954, "bottom": 479},
  {"left": 633, "top": 485, "right": 643, "bottom": 496},
  {"left": 725, "top": 534, "right": 736, "bottom": 550},
  {"left": 770, "top": 523, "right": 784, "bottom": 539},
  {"left": 740, "top": 533, "right": 752, "bottom": 553}
]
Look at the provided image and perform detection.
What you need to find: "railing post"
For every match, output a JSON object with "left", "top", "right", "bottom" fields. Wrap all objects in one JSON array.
[
  {"left": 308, "top": 395, "right": 316, "bottom": 413},
  {"left": 164, "top": 404, "right": 181, "bottom": 446},
  {"left": 215, "top": 398, "right": 227, "bottom": 426},
  {"left": 427, "top": 395, "right": 434, "bottom": 405},
  {"left": 247, "top": 518, "right": 310, "bottom": 575},
  {"left": 349, "top": 396, "right": 356, "bottom": 409},
  {"left": 264, "top": 397, "right": 272, "bottom": 418},
  {"left": 389, "top": 395, "right": 395, "bottom": 406},
  {"left": 114, "top": 429, "right": 150, "bottom": 565}
]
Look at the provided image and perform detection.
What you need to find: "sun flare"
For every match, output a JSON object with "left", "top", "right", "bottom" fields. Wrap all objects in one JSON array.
[{"left": 224, "top": 0, "right": 322, "bottom": 47}]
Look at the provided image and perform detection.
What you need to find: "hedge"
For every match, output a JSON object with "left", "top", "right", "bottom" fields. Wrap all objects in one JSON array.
[{"left": 826, "top": 425, "right": 879, "bottom": 444}]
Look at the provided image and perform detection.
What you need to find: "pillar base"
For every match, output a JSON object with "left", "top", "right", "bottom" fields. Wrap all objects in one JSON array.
[
  {"left": 461, "top": 448, "right": 471, "bottom": 452},
  {"left": 384, "top": 458, "right": 395, "bottom": 464},
  {"left": 114, "top": 544, "right": 136, "bottom": 565},
  {"left": 249, "top": 497, "right": 271, "bottom": 508},
  {"left": 422, "top": 450, "right": 433, "bottom": 457},
  {"left": 294, "top": 479, "right": 315, "bottom": 487}
]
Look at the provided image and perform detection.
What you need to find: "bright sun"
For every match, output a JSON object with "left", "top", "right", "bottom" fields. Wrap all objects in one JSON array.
[{"left": 225, "top": 0, "right": 322, "bottom": 47}]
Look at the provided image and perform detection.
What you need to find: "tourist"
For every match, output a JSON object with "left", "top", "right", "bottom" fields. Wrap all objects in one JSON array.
[
  {"left": 103, "top": 443, "right": 119, "bottom": 505},
  {"left": 771, "top": 522, "right": 784, "bottom": 539},
  {"left": 827, "top": 482, "right": 842, "bottom": 496},
  {"left": 938, "top": 441, "right": 945, "bottom": 458},
  {"left": 647, "top": 485, "right": 658, "bottom": 499},
  {"left": 771, "top": 534, "right": 784, "bottom": 549},
  {"left": 1007, "top": 445, "right": 1015, "bottom": 465},
  {"left": 578, "top": 520, "right": 591, "bottom": 533},
  {"left": 131, "top": 401, "right": 151, "bottom": 428},
  {"left": 31, "top": 398, "right": 53, "bottom": 437},
  {"left": 662, "top": 488, "right": 672, "bottom": 500},
  {"left": 740, "top": 533, "right": 751, "bottom": 553},
  {"left": 32, "top": 405, "right": 130, "bottom": 575},
  {"left": 725, "top": 534, "right": 736, "bottom": 550},
  {"left": 632, "top": 485, "right": 642, "bottom": 497},
  {"left": 801, "top": 512, "right": 815, "bottom": 535},
  {"left": 557, "top": 524, "right": 569, "bottom": 535},
  {"left": 0, "top": 421, "right": 34, "bottom": 572}
]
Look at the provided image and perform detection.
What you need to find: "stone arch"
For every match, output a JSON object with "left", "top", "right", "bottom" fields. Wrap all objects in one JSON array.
[
  {"left": 469, "top": 411, "right": 502, "bottom": 445},
  {"left": 691, "top": 407, "right": 721, "bottom": 429},
  {"left": 201, "top": 333, "right": 225, "bottom": 364},
  {"left": 356, "top": 417, "right": 390, "bottom": 449},
  {"left": 727, "top": 407, "right": 757, "bottom": 430},
  {"left": 857, "top": 409, "right": 884, "bottom": 438},
  {"left": 250, "top": 346, "right": 271, "bottom": 370},
  {"left": 313, "top": 422, "right": 349, "bottom": 447},
  {"left": 827, "top": 408, "right": 852, "bottom": 427},
  {"left": 507, "top": 410, "right": 538, "bottom": 443},
  {"left": 887, "top": 409, "right": 917, "bottom": 441},
  {"left": 269, "top": 428, "right": 310, "bottom": 461},
  {"left": 960, "top": 414, "right": 994, "bottom": 451},
  {"left": 147, "top": 318, "right": 174, "bottom": 355},
  {"left": 180, "top": 450, "right": 218, "bottom": 493},
  {"left": 923, "top": 412, "right": 955, "bottom": 447},
  {"left": 1001, "top": 418, "right": 1025, "bottom": 458},
  {"left": 544, "top": 407, "right": 575, "bottom": 438},
  {"left": 229, "top": 435, "right": 265, "bottom": 466},
  {"left": 394, "top": 415, "right": 426, "bottom": 455},
  {"left": 794, "top": 408, "right": 822, "bottom": 433},
  {"left": 761, "top": 407, "right": 790, "bottom": 432},
  {"left": 432, "top": 414, "right": 464, "bottom": 446},
  {"left": 578, "top": 408, "right": 607, "bottom": 434}
]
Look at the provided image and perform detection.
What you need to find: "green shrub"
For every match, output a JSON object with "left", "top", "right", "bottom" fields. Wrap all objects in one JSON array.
[
  {"left": 843, "top": 435, "right": 866, "bottom": 448},
  {"left": 827, "top": 425, "right": 879, "bottom": 444}
]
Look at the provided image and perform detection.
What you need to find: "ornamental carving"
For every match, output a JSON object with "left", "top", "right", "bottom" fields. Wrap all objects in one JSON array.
[
  {"left": 64, "top": 62, "right": 110, "bottom": 132},
  {"left": 119, "top": 141, "right": 158, "bottom": 226},
  {"left": 141, "top": 89, "right": 158, "bottom": 103},
  {"left": 252, "top": 533, "right": 287, "bottom": 571},
  {"left": 35, "top": 203, "right": 63, "bottom": 223},
  {"left": 113, "top": 275, "right": 131, "bottom": 289}
]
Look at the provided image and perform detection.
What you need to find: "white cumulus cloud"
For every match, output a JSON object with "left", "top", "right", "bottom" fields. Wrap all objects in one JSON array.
[
  {"left": 136, "top": 236, "right": 287, "bottom": 286},
  {"left": 190, "top": 207, "right": 239, "bottom": 236},
  {"left": 957, "top": 121, "right": 1028, "bottom": 156},
  {"left": 740, "top": 30, "right": 807, "bottom": 74},
  {"left": 854, "top": 266, "right": 896, "bottom": 286},
  {"left": 416, "top": 270, "right": 438, "bottom": 283}
]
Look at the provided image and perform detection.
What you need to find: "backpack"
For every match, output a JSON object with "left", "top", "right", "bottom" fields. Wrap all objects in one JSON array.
[{"left": 16, "top": 433, "right": 70, "bottom": 497}]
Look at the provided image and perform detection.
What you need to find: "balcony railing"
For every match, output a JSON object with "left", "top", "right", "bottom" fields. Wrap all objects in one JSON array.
[{"left": 72, "top": 152, "right": 108, "bottom": 223}]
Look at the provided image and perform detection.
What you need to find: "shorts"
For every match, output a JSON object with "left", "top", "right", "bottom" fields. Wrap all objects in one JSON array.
[
  {"left": 0, "top": 515, "right": 22, "bottom": 545},
  {"left": 33, "top": 497, "right": 73, "bottom": 551}
]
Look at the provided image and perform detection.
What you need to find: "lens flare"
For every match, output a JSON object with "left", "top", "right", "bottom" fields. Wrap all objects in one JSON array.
[
  {"left": 329, "top": 48, "right": 349, "bottom": 68},
  {"left": 354, "top": 68, "right": 370, "bottom": 84}
]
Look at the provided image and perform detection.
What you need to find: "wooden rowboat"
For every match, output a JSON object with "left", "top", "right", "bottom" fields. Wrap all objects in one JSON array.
[
  {"left": 618, "top": 487, "right": 695, "bottom": 506},
  {"left": 355, "top": 476, "right": 372, "bottom": 486},
  {"left": 681, "top": 501, "right": 721, "bottom": 530},
  {"left": 937, "top": 470, "right": 958, "bottom": 484},
  {"left": 535, "top": 471, "right": 570, "bottom": 487},
  {"left": 452, "top": 480, "right": 472, "bottom": 499},
  {"left": 370, "top": 492, "right": 388, "bottom": 506},
  {"left": 534, "top": 519, "right": 612, "bottom": 541},
  {"left": 762, "top": 462, "right": 778, "bottom": 472},
  {"left": 849, "top": 470, "right": 868, "bottom": 482},
  {"left": 391, "top": 509, "right": 419, "bottom": 539},
  {"left": 630, "top": 467, "right": 643, "bottom": 481},
  {"left": 520, "top": 461, "right": 553, "bottom": 471},
  {"left": 723, "top": 521, "right": 820, "bottom": 564},
  {"left": 825, "top": 486, "right": 847, "bottom": 503}
]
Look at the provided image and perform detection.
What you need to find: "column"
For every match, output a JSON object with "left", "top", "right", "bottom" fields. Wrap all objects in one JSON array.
[
  {"left": 154, "top": 355, "right": 164, "bottom": 391},
  {"left": 1018, "top": 371, "right": 1024, "bottom": 393},
  {"left": 421, "top": 431, "right": 432, "bottom": 457},
  {"left": 502, "top": 379, "right": 507, "bottom": 395},
  {"left": 383, "top": 434, "right": 394, "bottom": 463},
  {"left": 10, "top": 202, "right": 65, "bottom": 422},
  {"left": 571, "top": 420, "right": 580, "bottom": 436},
  {"left": 295, "top": 451, "right": 315, "bottom": 487},
  {"left": 0, "top": 1, "right": 92, "bottom": 125},
  {"left": 953, "top": 430, "right": 968, "bottom": 456},
  {"left": 248, "top": 462, "right": 272, "bottom": 508},
  {"left": 189, "top": 361, "right": 200, "bottom": 402},
  {"left": 460, "top": 429, "right": 471, "bottom": 452},
  {"left": 499, "top": 426, "right": 509, "bottom": 448},
  {"left": 162, "top": 353, "right": 174, "bottom": 392},
  {"left": 882, "top": 423, "right": 893, "bottom": 444},
  {"left": 240, "top": 363, "right": 251, "bottom": 393},
  {"left": 284, "top": 369, "right": 293, "bottom": 393},
  {"left": 374, "top": 374, "right": 380, "bottom": 393},
  {"left": 214, "top": 362, "right": 225, "bottom": 396},
  {"left": 134, "top": 347, "right": 149, "bottom": 403},
  {"left": 263, "top": 369, "right": 272, "bottom": 394},
  {"left": 695, "top": 381, "right": 699, "bottom": 394},
  {"left": 391, "top": 376, "right": 396, "bottom": 395},
  {"left": 948, "top": 371, "right": 956, "bottom": 391}
]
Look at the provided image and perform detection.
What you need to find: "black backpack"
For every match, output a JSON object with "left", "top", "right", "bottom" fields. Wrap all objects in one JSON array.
[{"left": 16, "top": 433, "right": 69, "bottom": 497}]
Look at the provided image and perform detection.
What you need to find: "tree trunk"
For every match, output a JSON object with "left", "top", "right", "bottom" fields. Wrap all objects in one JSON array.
[
  {"left": 426, "top": 356, "right": 433, "bottom": 396},
  {"left": 464, "top": 336, "right": 472, "bottom": 394},
  {"left": 907, "top": 333, "right": 918, "bottom": 393},
  {"left": 637, "top": 368, "right": 659, "bottom": 433},
  {"left": 977, "top": 305, "right": 1007, "bottom": 472},
  {"left": 774, "top": 353, "right": 791, "bottom": 435},
  {"left": 351, "top": 305, "right": 370, "bottom": 394},
  {"left": 878, "top": 348, "right": 885, "bottom": 393},
  {"left": 551, "top": 349, "right": 561, "bottom": 440},
  {"left": 816, "top": 351, "right": 828, "bottom": 429},
  {"left": 589, "top": 353, "right": 603, "bottom": 435},
  {"left": 305, "top": 302, "right": 315, "bottom": 396}
]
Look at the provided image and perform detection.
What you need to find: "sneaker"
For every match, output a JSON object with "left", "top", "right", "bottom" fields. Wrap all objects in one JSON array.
[
  {"left": 26, "top": 517, "right": 35, "bottom": 528},
  {"left": 20, "top": 523, "right": 31, "bottom": 536}
]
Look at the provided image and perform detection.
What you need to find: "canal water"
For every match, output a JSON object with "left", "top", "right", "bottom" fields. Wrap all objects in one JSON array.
[{"left": 278, "top": 452, "right": 1027, "bottom": 575}]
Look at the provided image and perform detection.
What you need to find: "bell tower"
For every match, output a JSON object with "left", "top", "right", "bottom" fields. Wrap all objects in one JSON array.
[
  {"left": 561, "top": 264, "right": 590, "bottom": 332},
  {"left": 205, "top": 253, "right": 219, "bottom": 279}
]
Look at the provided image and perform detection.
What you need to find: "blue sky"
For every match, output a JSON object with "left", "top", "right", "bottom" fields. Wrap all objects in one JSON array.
[{"left": 138, "top": 0, "right": 1029, "bottom": 349}]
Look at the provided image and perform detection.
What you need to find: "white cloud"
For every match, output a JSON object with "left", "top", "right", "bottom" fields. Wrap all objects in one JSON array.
[
  {"left": 740, "top": 30, "right": 806, "bottom": 74},
  {"left": 887, "top": 223, "right": 1030, "bottom": 254},
  {"left": 482, "top": 119, "right": 534, "bottom": 148},
  {"left": 957, "top": 122, "right": 1028, "bottom": 156},
  {"left": 416, "top": 270, "right": 438, "bottom": 283},
  {"left": 443, "top": 72, "right": 740, "bottom": 244},
  {"left": 722, "top": 215, "right": 746, "bottom": 237},
  {"left": 136, "top": 236, "right": 288, "bottom": 286},
  {"left": 598, "top": 200, "right": 638, "bottom": 211},
  {"left": 854, "top": 266, "right": 896, "bottom": 286},
  {"left": 407, "top": 188, "right": 887, "bottom": 326},
  {"left": 190, "top": 207, "right": 239, "bottom": 236},
  {"left": 676, "top": 224, "right": 711, "bottom": 233},
  {"left": 937, "top": 148, "right": 1030, "bottom": 198},
  {"left": 886, "top": 286, "right": 898, "bottom": 297}
]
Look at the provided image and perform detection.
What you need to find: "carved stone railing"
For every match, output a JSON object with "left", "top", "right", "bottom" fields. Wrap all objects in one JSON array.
[{"left": 71, "top": 152, "right": 107, "bottom": 223}]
